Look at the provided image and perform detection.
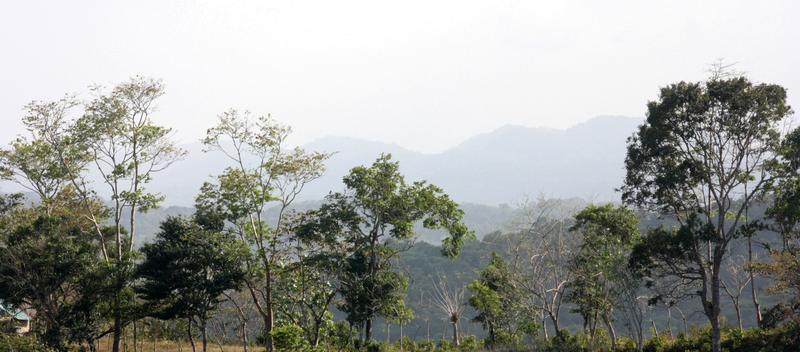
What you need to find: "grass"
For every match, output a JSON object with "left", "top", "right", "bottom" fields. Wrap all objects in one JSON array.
[{"left": 94, "top": 336, "right": 264, "bottom": 352}]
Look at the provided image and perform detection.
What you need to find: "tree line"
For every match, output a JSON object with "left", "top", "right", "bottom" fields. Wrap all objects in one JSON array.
[{"left": 1, "top": 68, "right": 800, "bottom": 352}]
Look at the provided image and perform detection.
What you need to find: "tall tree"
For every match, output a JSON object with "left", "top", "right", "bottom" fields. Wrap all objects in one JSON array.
[
  {"left": 467, "top": 253, "right": 522, "bottom": 347},
  {"left": 197, "top": 109, "right": 330, "bottom": 351},
  {"left": 622, "top": 72, "right": 793, "bottom": 352},
  {"left": 296, "top": 154, "right": 472, "bottom": 341},
  {"left": 274, "top": 212, "right": 346, "bottom": 347},
  {"left": 2, "top": 78, "right": 185, "bottom": 352},
  {"left": 136, "top": 216, "right": 248, "bottom": 352},
  {"left": 566, "top": 204, "right": 640, "bottom": 351},
  {"left": 75, "top": 77, "right": 185, "bottom": 352}
]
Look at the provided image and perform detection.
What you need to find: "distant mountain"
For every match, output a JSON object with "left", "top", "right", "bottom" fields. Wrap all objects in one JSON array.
[
  {"left": 2, "top": 115, "right": 643, "bottom": 207},
  {"left": 145, "top": 115, "right": 641, "bottom": 206}
]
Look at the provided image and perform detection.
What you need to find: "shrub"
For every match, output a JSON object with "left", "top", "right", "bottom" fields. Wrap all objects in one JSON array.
[
  {"left": 459, "top": 335, "right": 479, "bottom": 351},
  {"left": 271, "top": 324, "right": 309, "bottom": 351},
  {"left": 0, "top": 334, "right": 53, "bottom": 352}
]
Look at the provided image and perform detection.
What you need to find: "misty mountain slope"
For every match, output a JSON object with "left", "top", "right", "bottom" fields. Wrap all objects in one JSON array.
[
  {"left": 415, "top": 115, "right": 642, "bottom": 204},
  {"left": 301, "top": 115, "right": 642, "bottom": 205},
  {"left": 104, "top": 115, "right": 644, "bottom": 206}
]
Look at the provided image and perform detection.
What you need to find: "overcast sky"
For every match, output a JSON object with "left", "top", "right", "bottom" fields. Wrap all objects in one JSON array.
[{"left": 1, "top": 0, "right": 798, "bottom": 153}]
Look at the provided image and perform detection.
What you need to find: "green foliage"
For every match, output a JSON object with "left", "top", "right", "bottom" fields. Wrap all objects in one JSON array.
[
  {"left": 136, "top": 216, "right": 248, "bottom": 324},
  {"left": 621, "top": 72, "right": 794, "bottom": 352},
  {"left": 467, "top": 253, "right": 522, "bottom": 347},
  {"left": 0, "top": 334, "right": 53, "bottom": 352},
  {"left": 566, "top": 204, "right": 639, "bottom": 334},
  {"left": 297, "top": 154, "right": 472, "bottom": 339},
  {"left": 0, "top": 214, "right": 109, "bottom": 350},
  {"left": 271, "top": 323, "right": 310, "bottom": 351}
]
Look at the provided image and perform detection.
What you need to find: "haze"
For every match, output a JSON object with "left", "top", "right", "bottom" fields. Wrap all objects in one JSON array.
[{"left": 1, "top": 0, "right": 799, "bottom": 153}]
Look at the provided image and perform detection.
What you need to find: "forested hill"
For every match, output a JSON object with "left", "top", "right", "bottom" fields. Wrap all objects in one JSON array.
[
  {"left": 123, "top": 201, "right": 523, "bottom": 247},
  {"left": 141, "top": 115, "right": 641, "bottom": 207}
]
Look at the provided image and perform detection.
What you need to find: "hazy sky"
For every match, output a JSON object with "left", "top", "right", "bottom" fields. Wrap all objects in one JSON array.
[{"left": 1, "top": 0, "right": 798, "bottom": 153}]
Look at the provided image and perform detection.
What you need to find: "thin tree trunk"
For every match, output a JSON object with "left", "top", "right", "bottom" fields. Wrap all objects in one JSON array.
[
  {"left": 242, "top": 321, "right": 248, "bottom": 352},
  {"left": 747, "top": 236, "right": 762, "bottom": 325},
  {"left": 365, "top": 319, "right": 372, "bottom": 342},
  {"left": 666, "top": 308, "right": 673, "bottom": 339},
  {"left": 603, "top": 314, "right": 616, "bottom": 350},
  {"left": 133, "top": 319, "right": 138, "bottom": 352},
  {"left": 265, "top": 266, "right": 274, "bottom": 352},
  {"left": 400, "top": 323, "right": 404, "bottom": 352},
  {"left": 452, "top": 321, "right": 460, "bottom": 346},
  {"left": 710, "top": 257, "right": 723, "bottom": 352},
  {"left": 426, "top": 320, "right": 430, "bottom": 340},
  {"left": 734, "top": 301, "right": 743, "bottom": 331},
  {"left": 188, "top": 319, "right": 197, "bottom": 352},
  {"left": 113, "top": 297, "right": 122, "bottom": 352},
  {"left": 202, "top": 320, "right": 208, "bottom": 352}
]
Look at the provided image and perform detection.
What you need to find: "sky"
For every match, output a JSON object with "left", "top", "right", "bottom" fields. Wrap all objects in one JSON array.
[{"left": 1, "top": 0, "right": 799, "bottom": 153}]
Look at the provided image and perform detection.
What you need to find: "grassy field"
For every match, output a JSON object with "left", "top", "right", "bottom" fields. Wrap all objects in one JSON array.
[{"left": 94, "top": 337, "right": 263, "bottom": 352}]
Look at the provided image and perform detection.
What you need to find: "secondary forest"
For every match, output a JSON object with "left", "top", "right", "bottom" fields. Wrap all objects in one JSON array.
[{"left": 1, "top": 69, "right": 800, "bottom": 352}]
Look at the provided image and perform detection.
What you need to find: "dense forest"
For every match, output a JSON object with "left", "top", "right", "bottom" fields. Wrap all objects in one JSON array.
[{"left": 2, "top": 69, "right": 800, "bottom": 352}]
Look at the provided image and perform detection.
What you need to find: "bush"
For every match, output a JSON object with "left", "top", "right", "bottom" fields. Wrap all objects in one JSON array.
[
  {"left": 271, "top": 323, "right": 309, "bottom": 351},
  {"left": 459, "top": 335, "right": 479, "bottom": 351},
  {"left": 0, "top": 334, "right": 52, "bottom": 352}
]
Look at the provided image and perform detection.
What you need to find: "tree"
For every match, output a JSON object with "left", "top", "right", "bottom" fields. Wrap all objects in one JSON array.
[
  {"left": 622, "top": 71, "right": 793, "bottom": 352},
  {"left": 430, "top": 276, "right": 466, "bottom": 346},
  {"left": 274, "top": 212, "right": 345, "bottom": 347},
  {"left": 296, "top": 154, "right": 472, "bottom": 341},
  {"left": 467, "top": 253, "right": 522, "bottom": 346},
  {"left": 1, "top": 77, "right": 185, "bottom": 352},
  {"left": 0, "top": 213, "right": 109, "bottom": 351},
  {"left": 500, "top": 198, "right": 579, "bottom": 337},
  {"left": 759, "top": 126, "right": 800, "bottom": 322},
  {"left": 136, "top": 216, "right": 248, "bottom": 352},
  {"left": 197, "top": 109, "right": 329, "bottom": 351},
  {"left": 566, "top": 204, "right": 640, "bottom": 350},
  {"left": 721, "top": 254, "right": 753, "bottom": 331}
]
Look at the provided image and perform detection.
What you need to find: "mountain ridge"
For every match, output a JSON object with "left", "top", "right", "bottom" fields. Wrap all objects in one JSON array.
[{"left": 1, "top": 115, "right": 644, "bottom": 206}]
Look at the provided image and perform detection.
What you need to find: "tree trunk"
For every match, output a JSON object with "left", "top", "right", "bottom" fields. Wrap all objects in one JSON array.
[
  {"left": 265, "top": 269, "right": 274, "bottom": 352},
  {"left": 549, "top": 312, "right": 560, "bottom": 336},
  {"left": 365, "top": 319, "right": 372, "bottom": 342},
  {"left": 201, "top": 320, "right": 208, "bottom": 352},
  {"left": 188, "top": 319, "right": 197, "bottom": 352},
  {"left": 711, "top": 259, "right": 722, "bottom": 352},
  {"left": 113, "top": 298, "right": 122, "bottom": 352},
  {"left": 452, "top": 321, "right": 460, "bottom": 346},
  {"left": 603, "top": 314, "right": 616, "bottom": 350},
  {"left": 747, "top": 236, "right": 762, "bottom": 325},
  {"left": 399, "top": 323, "right": 404, "bottom": 352},
  {"left": 426, "top": 320, "right": 430, "bottom": 340},
  {"left": 242, "top": 321, "right": 248, "bottom": 352},
  {"left": 666, "top": 308, "right": 673, "bottom": 339},
  {"left": 542, "top": 310, "right": 549, "bottom": 339},
  {"left": 734, "top": 301, "right": 743, "bottom": 331}
]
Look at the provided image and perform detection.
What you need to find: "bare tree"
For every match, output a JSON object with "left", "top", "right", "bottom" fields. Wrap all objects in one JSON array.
[
  {"left": 615, "top": 268, "right": 647, "bottom": 352},
  {"left": 721, "top": 253, "right": 753, "bottom": 331},
  {"left": 501, "top": 197, "right": 580, "bottom": 336},
  {"left": 430, "top": 276, "right": 466, "bottom": 346}
]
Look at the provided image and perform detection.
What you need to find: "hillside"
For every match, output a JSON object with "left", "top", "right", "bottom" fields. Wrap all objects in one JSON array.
[{"left": 127, "top": 115, "right": 642, "bottom": 207}]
